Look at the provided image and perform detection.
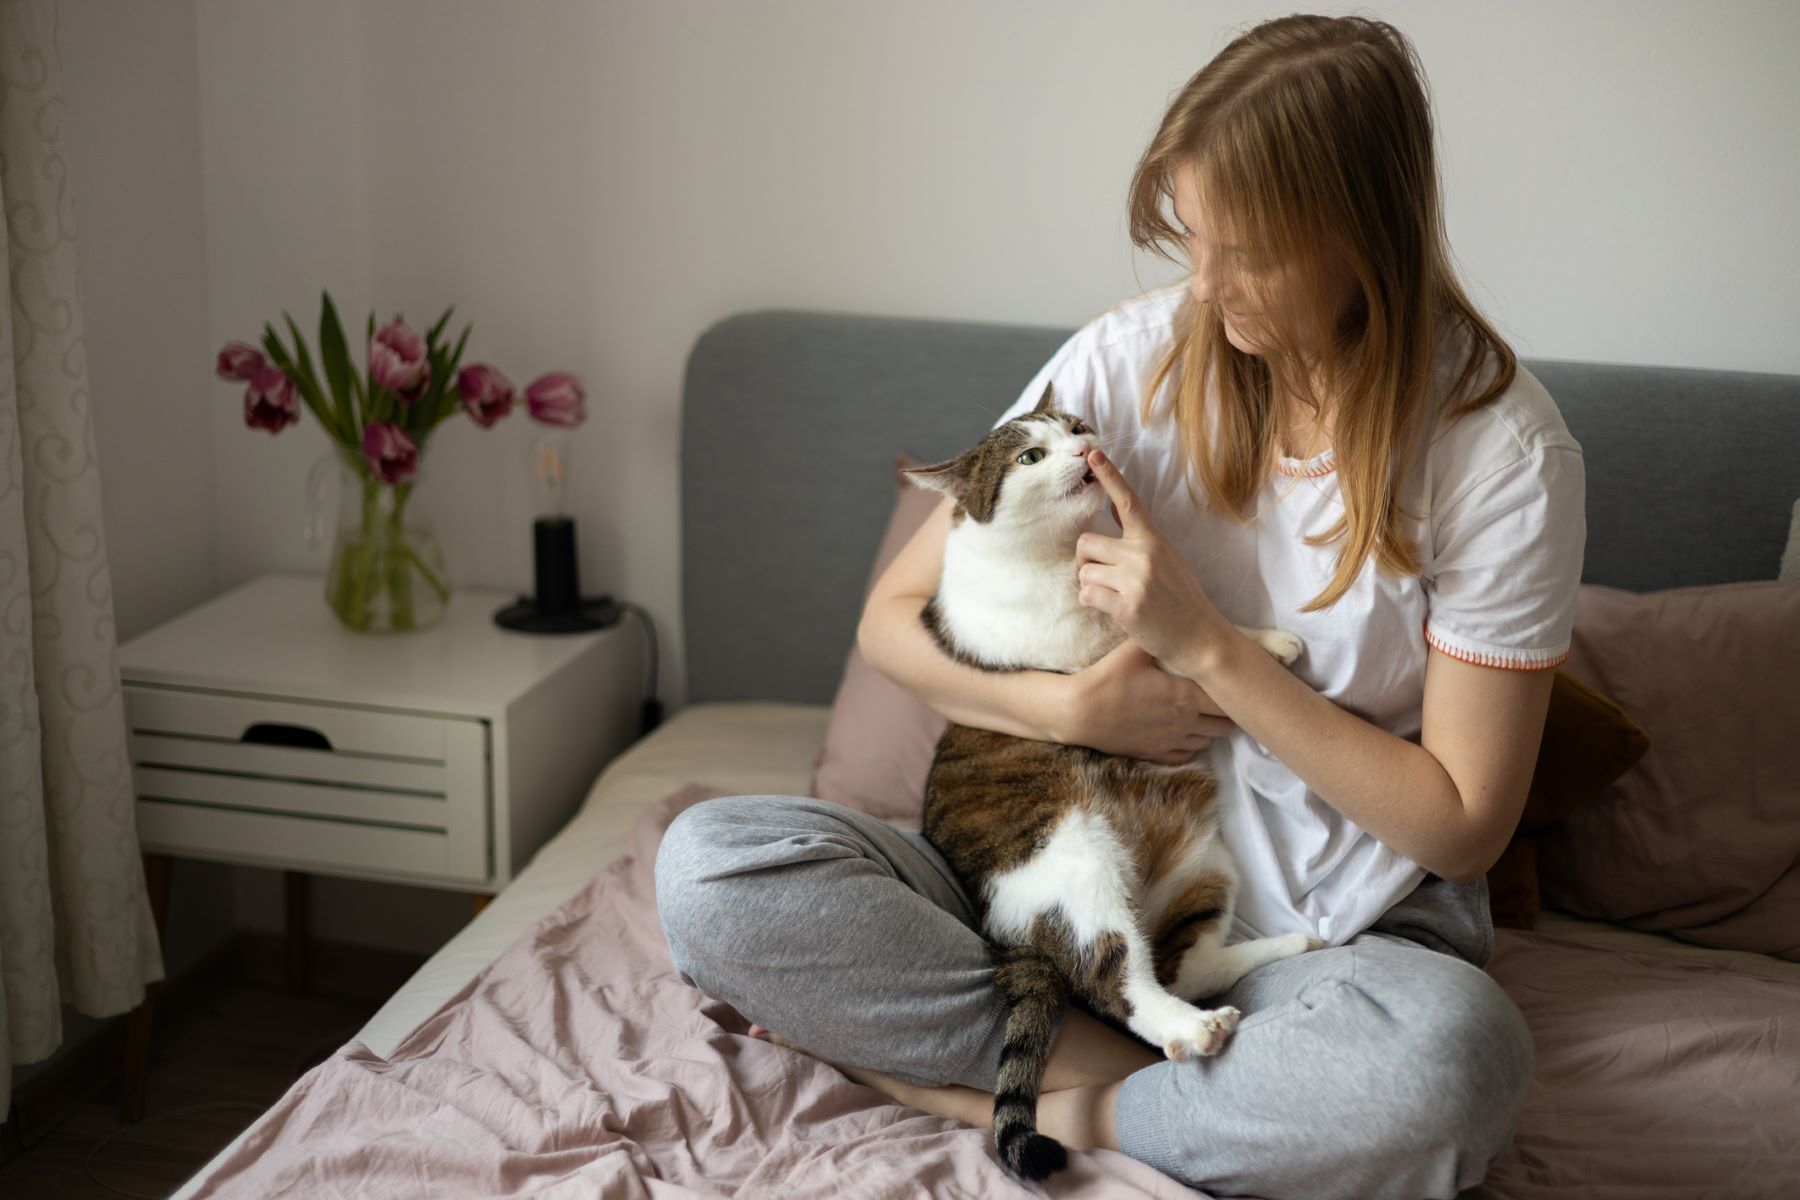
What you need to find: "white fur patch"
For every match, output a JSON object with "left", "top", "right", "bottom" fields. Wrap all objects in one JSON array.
[
  {"left": 932, "top": 422, "right": 1120, "bottom": 673},
  {"left": 940, "top": 527, "right": 1122, "bottom": 672},
  {"left": 984, "top": 809, "right": 1136, "bottom": 944}
]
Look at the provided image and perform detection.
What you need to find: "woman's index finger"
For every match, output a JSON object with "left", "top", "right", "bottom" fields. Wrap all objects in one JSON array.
[{"left": 1088, "top": 450, "right": 1151, "bottom": 535}]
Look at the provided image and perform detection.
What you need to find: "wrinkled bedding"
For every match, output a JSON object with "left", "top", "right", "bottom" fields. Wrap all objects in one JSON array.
[{"left": 188, "top": 783, "right": 1800, "bottom": 1200}]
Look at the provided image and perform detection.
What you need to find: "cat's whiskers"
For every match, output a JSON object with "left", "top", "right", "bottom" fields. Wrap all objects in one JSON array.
[{"left": 1096, "top": 432, "right": 1146, "bottom": 454}]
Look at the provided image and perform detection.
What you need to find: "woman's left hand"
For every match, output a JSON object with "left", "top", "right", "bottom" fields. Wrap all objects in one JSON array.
[{"left": 1076, "top": 449, "right": 1230, "bottom": 679}]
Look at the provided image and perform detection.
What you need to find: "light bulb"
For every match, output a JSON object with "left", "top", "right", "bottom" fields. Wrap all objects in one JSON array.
[{"left": 530, "top": 431, "right": 572, "bottom": 518}]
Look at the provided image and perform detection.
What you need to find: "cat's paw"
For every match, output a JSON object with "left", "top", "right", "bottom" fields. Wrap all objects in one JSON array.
[
  {"left": 1164, "top": 1006, "right": 1240, "bottom": 1062},
  {"left": 1257, "top": 630, "right": 1305, "bottom": 666},
  {"left": 1271, "top": 931, "right": 1327, "bottom": 957}
]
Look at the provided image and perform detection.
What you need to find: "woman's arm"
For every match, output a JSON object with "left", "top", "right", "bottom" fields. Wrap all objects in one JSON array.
[
  {"left": 860, "top": 494, "right": 1232, "bottom": 765},
  {"left": 1180, "top": 629, "right": 1553, "bottom": 884},
  {"left": 1075, "top": 449, "right": 1553, "bottom": 883}
]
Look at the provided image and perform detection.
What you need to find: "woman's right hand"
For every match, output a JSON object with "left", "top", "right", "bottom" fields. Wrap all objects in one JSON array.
[{"left": 1058, "top": 638, "right": 1235, "bottom": 764}]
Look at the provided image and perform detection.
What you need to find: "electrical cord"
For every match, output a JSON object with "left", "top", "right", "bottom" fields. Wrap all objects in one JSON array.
[{"left": 616, "top": 600, "right": 663, "bottom": 735}]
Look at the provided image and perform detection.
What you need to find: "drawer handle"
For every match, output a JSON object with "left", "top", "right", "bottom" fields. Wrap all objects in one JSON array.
[{"left": 240, "top": 722, "right": 334, "bottom": 752}]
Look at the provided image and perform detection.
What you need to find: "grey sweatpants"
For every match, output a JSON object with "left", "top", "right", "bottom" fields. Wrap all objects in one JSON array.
[{"left": 654, "top": 795, "right": 1534, "bottom": 1200}]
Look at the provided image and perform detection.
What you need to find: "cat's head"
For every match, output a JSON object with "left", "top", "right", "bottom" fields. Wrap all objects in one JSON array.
[{"left": 902, "top": 384, "right": 1106, "bottom": 529}]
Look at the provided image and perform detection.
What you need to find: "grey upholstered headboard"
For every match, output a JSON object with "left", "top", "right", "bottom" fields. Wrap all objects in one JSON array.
[{"left": 681, "top": 309, "right": 1800, "bottom": 705}]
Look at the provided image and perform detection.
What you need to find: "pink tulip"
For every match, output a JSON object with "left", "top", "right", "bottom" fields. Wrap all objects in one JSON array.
[
  {"left": 394, "top": 361, "right": 432, "bottom": 407},
  {"left": 361, "top": 420, "right": 419, "bottom": 484},
  {"left": 217, "top": 341, "right": 267, "bottom": 382},
  {"left": 456, "top": 363, "right": 514, "bottom": 427},
  {"left": 244, "top": 365, "right": 299, "bottom": 433},
  {"left": 524, "top": 372, "right": 585, "bottom": 427},
  {"left": 369, "top": 319, "right": 427, "bottom": 392}
]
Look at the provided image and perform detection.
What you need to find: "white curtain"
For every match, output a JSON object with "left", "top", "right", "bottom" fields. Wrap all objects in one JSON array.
[{"left": 0, "top": 0, "right": 165, "bottom": 1121}]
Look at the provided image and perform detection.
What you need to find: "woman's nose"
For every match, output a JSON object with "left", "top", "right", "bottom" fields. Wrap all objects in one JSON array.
[{"left": 1190, "top": 243, "right": 1220, "bottom": 305}]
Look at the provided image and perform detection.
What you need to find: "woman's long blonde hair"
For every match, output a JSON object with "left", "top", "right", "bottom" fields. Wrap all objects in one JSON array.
[{"left": 1128, "top": 13, "right": 1515, "bottom": 612}]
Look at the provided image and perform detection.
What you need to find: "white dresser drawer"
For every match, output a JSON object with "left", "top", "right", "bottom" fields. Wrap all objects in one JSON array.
[{"left": 125, "top": 685, "right": 491, "bottom": 885}]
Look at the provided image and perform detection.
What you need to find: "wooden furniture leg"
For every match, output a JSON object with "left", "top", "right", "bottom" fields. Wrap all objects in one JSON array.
[
  {"left": 285, "top": 871, "right": 309, "bottom": 993},
  {"left": 120, "top": 852, "right": 174, "bottom": 1123},
  {"left": 471, "top": 892, "right": 493, "bottom": 917}
]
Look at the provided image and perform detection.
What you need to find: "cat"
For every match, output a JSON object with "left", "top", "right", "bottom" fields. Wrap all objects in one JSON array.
[{"left": 903, "top": 383, "right": 1324, "bottom": 1182}]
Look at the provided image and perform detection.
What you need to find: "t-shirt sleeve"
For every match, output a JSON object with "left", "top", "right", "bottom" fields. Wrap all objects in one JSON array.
[{"left": 1423, "top": 443, "right": 1586, "bottom": 670}]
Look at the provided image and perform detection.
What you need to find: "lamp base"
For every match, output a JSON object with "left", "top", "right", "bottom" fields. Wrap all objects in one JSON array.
[{"left": 493, "top": 594, "right": 622, "bottom": 634}]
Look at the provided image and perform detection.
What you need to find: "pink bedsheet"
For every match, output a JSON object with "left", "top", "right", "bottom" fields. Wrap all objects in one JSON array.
[{"left": 189, "top": 785, "right": 1800, "bottom": 1200}]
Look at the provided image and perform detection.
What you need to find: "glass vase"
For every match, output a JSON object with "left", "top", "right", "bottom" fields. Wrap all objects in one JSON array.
[{"left": 306, "top": 450, "right": 451, "bottom": 633}]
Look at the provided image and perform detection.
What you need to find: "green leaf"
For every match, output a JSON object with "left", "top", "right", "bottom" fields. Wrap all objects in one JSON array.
[
  {"left": 364, "top": 310, "right": 377, "bottom": 423},
  {"left": 281, "top": 310, "right": 335, "bottom": 433},
  {"left": 262, "top": 322, "right": 342, "bottom": 442},
  {"left": 317, "top": 291, "right": 358, "bottom": 436},
  {"left": 282, "top": 312, "right": 317, "bottom": 382},
  {"left": 426, "top": 304, "right": 455, "bottom": 348},
  {"left": 406, "top": 343, "right": 450, "bottom": 436},
  {"left": 448, "top": 323, "right": 471, "bottom": 374},
  {"left": 259, "top": 322, "right": 294, "bottom": 371},
  {"left": 440, "top": 325, "right": 473, "bottom": 423}
]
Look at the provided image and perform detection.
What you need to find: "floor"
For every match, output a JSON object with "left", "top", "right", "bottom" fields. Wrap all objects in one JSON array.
[{"left": 0, "top": 947, "right": 424, "bottom": 1200}]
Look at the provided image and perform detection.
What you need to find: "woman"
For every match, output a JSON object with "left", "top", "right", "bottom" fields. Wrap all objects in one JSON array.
[{"left": 656, "top": 14, "right": 1581, "bottom": 1199}]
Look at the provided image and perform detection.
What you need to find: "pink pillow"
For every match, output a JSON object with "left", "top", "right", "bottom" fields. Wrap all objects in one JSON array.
[
  {"left": 1537, "top": 580, "right": 1800, "bottom": 960},
  {"left": 809, "top": 455, "right": 947, "bottom": 823}
]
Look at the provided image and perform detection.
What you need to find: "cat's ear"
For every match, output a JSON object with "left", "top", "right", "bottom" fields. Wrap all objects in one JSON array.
[
  {"left": 1031, "top": 382, "right": 1056, "bottom": 415},
  {"left": 902, "top": 449, "right": 979, "bottom": 499}
]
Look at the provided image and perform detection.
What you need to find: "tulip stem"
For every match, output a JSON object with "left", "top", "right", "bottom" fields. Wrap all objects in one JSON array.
[
  {"left": 349, "top": 476, "right": 380, "bottom": 630},
  {"left": 404, "top": 544, "right": 451, "bottom": 603},
  {"left": 385, "top": 482, "right": 425, "bottom": 630},
  {"left": 323, "top": 458, "right": 447, "bottom": 633}
]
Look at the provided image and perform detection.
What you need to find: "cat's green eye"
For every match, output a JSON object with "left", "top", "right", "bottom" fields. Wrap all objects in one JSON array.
[
  {"left": 1070, "top": 421, "right": 1088, "bottom": 435},
  {"left": 1016, "top": 447, "right": 1046, "bottom": 466}
]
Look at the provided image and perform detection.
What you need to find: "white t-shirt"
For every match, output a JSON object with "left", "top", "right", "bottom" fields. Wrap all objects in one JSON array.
[{"left": 992, "top": 284, "right": 1586, "bottom": 945}]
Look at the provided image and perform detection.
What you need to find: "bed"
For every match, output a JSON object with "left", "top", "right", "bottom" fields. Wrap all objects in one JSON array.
[{"left": 172, "top": 309, "right": 1800, "bottom": 1199}]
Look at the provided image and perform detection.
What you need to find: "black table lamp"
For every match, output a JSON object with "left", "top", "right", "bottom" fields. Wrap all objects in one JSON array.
[{"left": 494, "top": 432, "right": 620, "bottom": 633}]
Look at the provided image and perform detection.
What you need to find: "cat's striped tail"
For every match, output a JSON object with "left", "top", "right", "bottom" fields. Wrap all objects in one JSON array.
[{"left": 990, "top": 943, "right": 1073, "bottom": 1181}]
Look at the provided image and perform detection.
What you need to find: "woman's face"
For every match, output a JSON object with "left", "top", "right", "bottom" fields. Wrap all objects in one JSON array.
[{"left": 1170, "top": 163, "right": 1356, "bottom": 362}]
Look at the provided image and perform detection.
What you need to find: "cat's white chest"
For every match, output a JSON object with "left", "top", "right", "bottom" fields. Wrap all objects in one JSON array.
[{"left": 937, "top": 530, "right": 1123, "bottom": 673}]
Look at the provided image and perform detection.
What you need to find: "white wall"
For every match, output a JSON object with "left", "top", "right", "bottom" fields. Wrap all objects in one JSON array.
[
  {"left": 52, "top": 0, "right": 1800, "bottom": 959},
  {"left": 190, "top": 0, "right": 1800, "bottom": 716},
  {"left": 58, "top": 0, "right": 216, "bottom": 650}
]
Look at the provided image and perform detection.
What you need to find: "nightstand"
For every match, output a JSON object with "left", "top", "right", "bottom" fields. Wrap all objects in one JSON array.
[{"left": 117, "top": 571, "right": 644, "bottom": 1118}]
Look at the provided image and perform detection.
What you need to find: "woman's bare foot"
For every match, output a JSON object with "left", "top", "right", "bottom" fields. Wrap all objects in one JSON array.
[
  {"left": 746, "top": 1024, "right": 994, "bottom": 1130},
  {"left": 744, "top": 1013, "right": 1141, "bottom": 1153}
]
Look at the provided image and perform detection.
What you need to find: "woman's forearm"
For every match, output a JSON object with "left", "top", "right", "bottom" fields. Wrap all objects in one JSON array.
[
  {"left": 858, "top": 594, "right": 1071, "bottom": 742},
  {"left": 1175, "top": 630, "right": 1481, "bottom": 882}
]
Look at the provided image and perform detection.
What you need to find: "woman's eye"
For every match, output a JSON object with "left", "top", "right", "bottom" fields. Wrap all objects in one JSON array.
[{"left": 1016, "top": 448, "right": 1046, "bottom": 466}]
